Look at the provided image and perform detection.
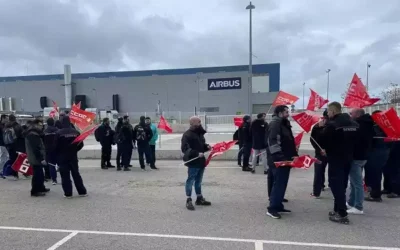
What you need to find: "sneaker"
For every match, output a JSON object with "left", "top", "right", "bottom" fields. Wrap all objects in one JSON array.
[
  {"left": 101, "top": 166, "right": 108, "bottom": 170},
  {"left": 242, "top": 167, "right": 252, "bottom": 172},
  {"left": 347, "top": 207, "right": 364, "bottom": 215},
  {"left": 195, "top": 196, "right": 211, "bottom": 206},
  {"left": 151, "top": 166, "right": 159, "bottom": 170},
  {"left": 381, "top": 189, "right": 390, "bottom": 195},
  {"left": 279, "top": 208, "right": 291, "bottom": 213},
  {"left": 0, "top": 174, "right": 5, "bottom": 179},
  {"left": 107, "top": 165, "right": 115, "bottom": 168},
  {"left": 79, "top": 194, "right": 88, "bottom": 197},
  {"left": 186, "top": 198, "right": 195, "bottom": 211},
  {"left": 128, "top": 164, "right": 133, "bottom": 167},
  {"left": 123, "top": 167, "right": 131, "bottom": 171},
  {"left": 328, "top": 211, "right": 336, "bottom": 216},
  {"left": 283, "top": 198, "right": 288, "bottom": 203},
  {"left": 364, "top": 196, "right": 382, "bottom": 202},
  {"left": 52, "top": 181, "right": 57, "bottom": 185},
  {"left": 31, "top": 192, "right": 46, "bottom": 197},
  {"left": 251, "top": 169, "right": 256, "bottom": 174},
  {"left": 64, "top": 195, "right": 73, "bottom": 199},
  {"left": 42, "top": 188, "right": 50, "bottom": 193},
  {"left": 266, "top": 211, "right": 281, "bottom": 219},
  {"left": 346, "top": 202, "right": 353, "bottom": 210},
  {"left": 329, "top": 214, "right": 350, "bottom": 224},
  {"left": 387, "top": 193, "right": 400, "bottom": 199},
  {"left": 141, "top": 168, "right": 146, "bottom": 171},
  {"left": 117, "top": 167, "right": 122, "bottom": 171},
  {"left": 310, "top": 193, "right": 321, "bottom": 199},
  {"left": 264, "top": 170, "right": 269, "bottom": 175}
]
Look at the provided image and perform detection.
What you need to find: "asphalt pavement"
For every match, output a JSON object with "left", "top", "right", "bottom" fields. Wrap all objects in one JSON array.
[{"left": 0, "top": 160, "right": 399, "bottom": 250}]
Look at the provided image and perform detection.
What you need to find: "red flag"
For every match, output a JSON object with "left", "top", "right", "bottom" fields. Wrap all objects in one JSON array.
[
  {"left": 343, "top": 73, "right": 380, "bottom": 108},
  {"left": 294, "top": 131, "right": 304, "bottom": 151},
  {"left": 49, "top": 109, "right": 56, "bottom": 118},
  {"left": 11, "top": 153, "right": 33, "bottom": 176},
  {"left": 292, "top": 112, "right": 320, "bottom": 133},
  {"left": 69, "top": 106, "right": 96, "bottom": 131},
  {"left": 49, "top": 100, "right": 59, "bottom": 118},
  {"left": 307, "top": 89, "right": 328, "bottom": 111},
  {"left": 72, "top": 101, "right": 81, "bottom": 109},
  {"left": 274, "top": 155, "right": 318, "bottom": 169},
  {"left": 233, "top": 117, "right": 243, "bottom": 127},
  {"left": 272, "top": 91, "right": 299, "bottom": 106},
  {"left": 72, "top": 125, "right": 99, "bottom": 144},
  {"left": 371, "top": 107, "right": 400, "bottom": 139},
  {"left": 158, "top": 115, "right": 173, "bottom": 133},
  {"left": 205, "top": 140, "right": 237, "bottom": 166}
]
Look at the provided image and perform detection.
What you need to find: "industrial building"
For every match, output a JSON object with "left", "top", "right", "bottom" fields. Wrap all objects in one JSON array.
[{"left": 0, "top": 63, "right": 280, "bottom": 116}]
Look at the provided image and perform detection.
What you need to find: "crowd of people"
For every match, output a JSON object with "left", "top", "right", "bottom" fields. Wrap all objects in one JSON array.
[{"left": 181, "top": 102, "right": 399, "bottom": 224}]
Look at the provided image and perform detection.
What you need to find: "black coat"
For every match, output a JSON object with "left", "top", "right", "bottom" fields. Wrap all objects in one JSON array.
[
  {"left": 310, "top": 124, "right": 325, "bottom": 156},
  {"left": 25, "top": 128, "right": 46, "bottom": 166},
  {"left": 251, "top": 119, "right": 268, "bottom": 149},
  {"left": 95, "top": 124, "right": 115, "bottom": 146},
  {"left": 320, "top": 113, "right": 359, "bottom": 162},
  {"left": 54, "top": 117, "right": 83, "bottom": 164},
  {"left": 119, "top": 123, "right": 135, "bottom": 147},
  {"left": 181, "top": 126, "right": 209, "bottom": 168},
  {"left": 353, "top": 114, "right": 375, "bottom": 160},
  {"left": 133, "top": 122, "right": 153, "bottom": 145},
  {"left": 267, "top": 116, "right": 298, "bottom": 161},
  {"left": 43, "top": 125, "right": 58, "bottom": 156},
  {"left": 238, "top": 121, "right": 252, "bottom": 147}
]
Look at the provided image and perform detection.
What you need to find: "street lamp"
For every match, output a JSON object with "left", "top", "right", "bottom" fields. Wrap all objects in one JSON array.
[
  {"left": 246, "top": 1, "right": 255, "bottom": 115},
  {"left": 302, "top": 82, "right": 305, "bottom": 109},
  {"left": 366, "top": 62, "right": 371, "bottom": 91},
  {"left": 326, "top": 69, "right": 331, "bottom": 100}
]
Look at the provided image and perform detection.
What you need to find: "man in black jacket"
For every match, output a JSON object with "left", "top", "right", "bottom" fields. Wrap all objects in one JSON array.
[
  {"left": 310, "top": 110, "right": 328, "bottom": 198},
  {"left": 114, "top": 117, "right": 124, "bottom": 169},
  {"left": 43, "top": 118, "right": 58, "bottom": 185},
  {"left": 25, "top": 119, "right": 49, "bottom": 197},
  {"left": 133, "top": 116, "right": 155, "bottom": 170},
  {"left": 266, "top": 105, "right": 297, "bottom": 219},
  {"left": 4, "top": 115, "right": 24, "bottom": 180},
  {"left": 181, "top": 116, "right": 212, "bottom": 211},
  {"left": 364, "top": 110, "right": 390, "bottom": 202},
  {"left": 54, "top": 116, "right": 87, "bottom": 198},
  {"left": 119, "top": 118, "right": 135, "bottom": 171},
  {"left": 320, "top": 102, "right": 358, "bottom": 224},
  {"left": 95, "top": 118, "right": 115, "bottom": 170},
  {"left": 251, "top": 113, "right": 268, "bottom": 174},
  {"left": 239, "top": 115, "right": 252, "bottom": 172},
  {"left": 347, "top": 108, "right": 374, "bottom": 214}
]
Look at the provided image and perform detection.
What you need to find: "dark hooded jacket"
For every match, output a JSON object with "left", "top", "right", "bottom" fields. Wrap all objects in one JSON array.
[
  {"left": 251, "top": 119, "right": 268, "bottom": 149},
  {"left": 24, "top": 127, "right": 46, "bottom": 166},
  {"left": 95, "top": 123, "right": 115, "bottom": 146},
  {"left": 133, "top": 117, "right": 153, "bottom": 145},
  {"left": 181, "top": 125, "right": 210, "bottom": 168},
  {"left": 119, "top": 122, "right": 135, "bottom": 147},
  {"left": 353, "top": 114, "right": 375, "bottom": 160},
  {"left": 320, "top": 113, "right": 359, "bottom": 162},
  {"left": 43, "top": 125, "right": 58, "bottom": 158},
  {"left": 54, "top": 116, "right": 83, "bottom": 164},
  {"left": 371, "top": 122, "right": 387, "bottom": 150},
  {"left": 238, "top": 116, "right": 252, "bottom": 147},
  {"left": 4, "top": 120, "right": 25, "bottom": 152},
  {"left": 267, "top": 116, "right": 297, "bottom": 161}
]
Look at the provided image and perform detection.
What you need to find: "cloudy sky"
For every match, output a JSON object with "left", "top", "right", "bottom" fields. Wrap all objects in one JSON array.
[{"left": 0, "top": 0, "right": 399, "bottom": 107}]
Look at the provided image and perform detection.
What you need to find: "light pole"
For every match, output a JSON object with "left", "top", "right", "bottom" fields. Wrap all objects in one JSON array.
[
  {"left": 366, "top": 62, "right": 371, "bottom": 91},
  {"left": 302, "top": 82, "right": 305, "bottom": 109},
  {"left": 246, "top": 1, "right": 255, "bottom": 115},
  {"left": 326, "top": 69, "right": 331, "bottom": 100}
]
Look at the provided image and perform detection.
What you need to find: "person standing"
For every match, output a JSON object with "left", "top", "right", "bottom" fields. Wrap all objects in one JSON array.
[
  {"left": 250, "top": 113, "right": 268, "bottom": 174},
  {"left": 134, "top": 116, "right": 156, "bottom": 170},
  {"left": 4, "top": 114, "right": 24, "bottom": 180},
  {"left": 238, "top": 115, "right": 252, "bottom": 172},
  {"left": 320, "top": 102, "right": 358, "bottom": 224},
  {"left": 145, "top": 117, "right": 158, "bottom": 167},
  {"left": 119, "top": 118, "right": 135, "bottom": 171},
  {"left": 266, "top": 105, "right": 297, "bottom": 219},
  {"left": 95, "top": 118, "right": 115, "bottom": 170},
  {"left": 181, "top": 116, "right": 212, "bottom": 211},
  {"left": 310, "top": 110, "right": 329, "bottom": 198},
  {"left": 43, "top": 118, "right": 59, "bottom": 185},
  {"left": 0, "top": 115, "right": 9, "bottom": 179},
  {"left": 384, "top": 142, "right": 400, "bottom": 198},
  {"left": 347, "top": 108, "right": 374, "bottom": 214},
  {"left": 25, "top": 119, "right": 49, "bottom": 197},
  {"left": 54, "top": 116, "right": 87, "bottom": 198},
  {"left": 114, "top": 117, "right": 124, "bottom": 169},
  {"left": 364, "top": 110, "right": 390, "bottom": 202}
]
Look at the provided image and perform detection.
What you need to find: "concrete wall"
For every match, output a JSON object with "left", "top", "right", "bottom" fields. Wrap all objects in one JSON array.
[{"left": 0, "top": 64, "right": 280, "bottom": 115}]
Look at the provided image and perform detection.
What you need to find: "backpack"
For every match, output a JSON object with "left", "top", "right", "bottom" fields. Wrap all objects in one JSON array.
[
  {"left": 3, "top": 127, "right": 16, "bottom": 145},
  {"left": 94, "top": 127, "right": 101, "bottom": 142},
  {"left": 136, "top": 125, "right": 147, "bottom": 142},
  {"left": 233, "top": 129, "right": 239, "bottom": 145}
]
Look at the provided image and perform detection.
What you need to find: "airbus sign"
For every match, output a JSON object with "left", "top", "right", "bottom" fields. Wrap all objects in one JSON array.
[{"left": 207, "top": 77, "right": 242, "bottom": 90}]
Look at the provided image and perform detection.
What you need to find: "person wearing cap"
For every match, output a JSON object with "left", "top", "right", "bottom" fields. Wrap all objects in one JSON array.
[
  {"left": 309, "top": 110, "right": 329, "bottom": 198},
  {"left": 266, "top": 105, "right": 297, "bottom": 219},
  {"left": 238, "top": 115, "right": 252, "bottom": 171},
  {"left": 250, "top": 113, "right": 268, "bottom": 174}
]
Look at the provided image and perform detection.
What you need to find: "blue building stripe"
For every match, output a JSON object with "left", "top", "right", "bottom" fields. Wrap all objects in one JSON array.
[{"left": 0, "top": 63, "right": 280, "bottom": 91}]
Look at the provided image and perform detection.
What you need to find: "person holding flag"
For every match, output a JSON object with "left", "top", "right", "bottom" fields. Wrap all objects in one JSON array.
[
  {"left": 181, "top": 116, "right": 212, "bottom": 211},
  {"left": 238, "top": 115, "right": 252, "bottom": 172},
  {"left": 266, "top": 105, "right": 298, "bottom": 219}
]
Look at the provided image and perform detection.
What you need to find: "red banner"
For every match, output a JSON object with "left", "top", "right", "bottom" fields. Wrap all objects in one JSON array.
[
  {"left": 274, "top": 155, "right": 319, "bottom": 169},
  {"left": 307, "top": 89, "right": 328, "bottom": 111},
  {"left": 272, "top": 91, "right": 299, "bottom": 106},
  {"left": 206, "top": 140, "right": 237, "bottom": 166},
  {"left": 343, "top": 73, "right": 380, "bottom": 108},
  {"left": 371, "top": 107, "right": 400, "bottom": 139},
  {"left": 11, "top": 153, "right": 33, "bottom": 176},
  {"left": 233, "top": 117, "right": 243, "bottom": 127},
  {"left": 69, "top": 106, "right": 96, "bottom": 131},
  {"left": 72, "top": 125, "right": 99, "bottom": 144},
  {"left": 294, "top": 131, "right": 304, "bottom": 151},
  {"left": 292, "top": 112, "right": 320, "bottom": 133},
  {"left": 72, "top": 101, "right": 81, "bottom": 109},
  {"left": 158, "top": 115, "right": 173, "bottom": 133}
]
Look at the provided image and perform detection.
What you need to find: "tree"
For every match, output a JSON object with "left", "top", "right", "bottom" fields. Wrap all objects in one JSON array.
[{"left": 379, "top": 83, "right": 400, "bottom": 103}]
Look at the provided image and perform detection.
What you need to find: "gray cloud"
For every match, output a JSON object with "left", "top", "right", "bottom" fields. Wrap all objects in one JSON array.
[{"left": 0, "top": 0, "right": 400, "bottom": 106}]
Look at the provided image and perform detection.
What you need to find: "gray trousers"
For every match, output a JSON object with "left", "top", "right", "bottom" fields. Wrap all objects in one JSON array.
[
  {"left": 0, "top": 146, "right": 9, "bottom": 173},
  {"left": 252, "top": 149, "right": 268, "bottom": 171}
]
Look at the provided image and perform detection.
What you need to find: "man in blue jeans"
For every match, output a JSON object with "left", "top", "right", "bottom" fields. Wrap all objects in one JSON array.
[
  {"left": 347, "top": 108, "right": 374, "bottom": 215},
  {"left": 181, "top": 116, "right": 211, "bottom": 211}
]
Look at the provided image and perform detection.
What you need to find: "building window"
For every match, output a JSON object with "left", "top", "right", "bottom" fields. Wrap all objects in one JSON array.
[{"left": 200, "top": 107, "right": 219, "bottom": 112}]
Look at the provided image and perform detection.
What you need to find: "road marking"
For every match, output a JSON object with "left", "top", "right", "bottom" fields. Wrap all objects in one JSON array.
[
  {"left": 1, "top": 226, "right": 399, "bottom": 250},
  {"left": 255, "top": 241, "right": 263, "bottom": 250},
  {"left": 47, "top": 232, "right": 78, "bottom": 250}
]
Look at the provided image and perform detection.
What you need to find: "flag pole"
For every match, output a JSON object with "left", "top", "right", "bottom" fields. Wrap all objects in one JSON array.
[{"left": 158, "top": 128, "right": 162, "bottom": 149}]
